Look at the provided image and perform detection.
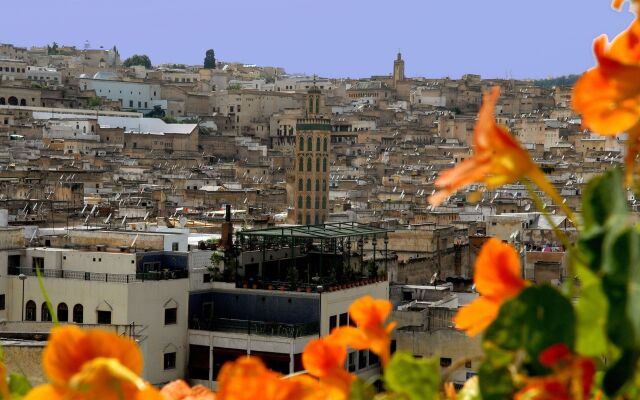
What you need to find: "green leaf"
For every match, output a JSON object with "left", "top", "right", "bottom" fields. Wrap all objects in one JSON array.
[
  {"left": 478, "top": 362, "right": 514, "bottom": 400},
  {"left": 484, "top": 285, "right": 575, "bottom": 375},
  {"left": 8, "top": 373, "right": 32, "bottom": 398},
  {"left": 350, "top": 378, "right": 375, "bottom": 400},
  {"left": 581, "top": 168, "right": 626, "bottom": 231},
  {"left": 384, "top": 352, "right": 440, "bottom": 400},
  {"left": 575, "top": 263, "right": 609, "bottom": 356}
]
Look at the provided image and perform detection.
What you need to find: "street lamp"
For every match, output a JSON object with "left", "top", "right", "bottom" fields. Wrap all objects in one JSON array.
[{"left": 18, "top": 274, "right": 27, "bottom": 321}]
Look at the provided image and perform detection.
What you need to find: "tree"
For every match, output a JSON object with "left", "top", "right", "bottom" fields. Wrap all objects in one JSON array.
[
  {"left": 204, "top": 49, "right": 216, "bottom": 69},
  {"left": 145, "top": 105, "right": 165, "bottom": 118},
  {"left": 88, "top": 97, "right": 102, "bottom": 108},
  {"left": 47, "top": 42, "right": 59, "bottom": 55},
  {"left": 162, "top": 115, "right": 178, "bottom": 124},
  {"left": 123, "top": 54, "right": 152, "bottom": 69}
]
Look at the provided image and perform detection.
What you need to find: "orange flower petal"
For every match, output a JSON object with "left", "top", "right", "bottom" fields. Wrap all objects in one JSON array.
[
  {"left": 24, "top": 384, "right": 65, "bottom": 400},
  {"left": 43, "top": 326, "right": 143, "bottom": 387},
  {"left": 161, "top": 380, "right": 215, "bottom": 400},
  {"left": 474, "top": 238, "right": 527, "bottom": 300},
  {"left": 302, "top": 338, "right": 347, "bottom": 378},
  {"left": 348, "top": 296, "right": 391, "bottom": 329},
  {"left": 453, "top": 297, "right": 501, "bottom": 336}
]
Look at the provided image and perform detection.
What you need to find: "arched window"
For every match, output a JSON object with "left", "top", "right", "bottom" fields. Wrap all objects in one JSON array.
[
  {"left": 322, "top": 196, "right": 327, "bottom": 209},
  {"left": 299, "top": 136, "right": 304, "bottom": 151},
  {"left": 298, "top": 179, "right": 303, "bottom": 191},
  {"left": 315, "top": 96, "right": 320, "bottom": 113},
  {"left": 316, "top": 137, "right": 321, "bottom": 151},
  {"left": 20, "top": 99, "right": 26, "bottom": 106},
  {"left": 298, "top": 196, "right": 303, "bottom": 208},
  {"left": 322, "top": 180, "right": 327, "bottom": 191},
  {"left": 315, "top": 179, "right": 320, "bottom": 191},
  {"left": 309, "top": 97, "right": 314, "bottom": 113},
  {"left": 0, "top": 97, "right": 5, "bottom": 105},
  {"left": 306, "top": 196, "right": 311, "bottom": 209},
  {"left": 8, "top": 96, "right": 18, "bottom": 106},
  {"left": 73, "top": 304, "right": 83, "bottom": 323},
  {"left": 25, "top": 300, "right": 36, "bottom": 321},
  {"left": 58, "top": 303, "right": 68, "bottom": 322},
  {"left": 307, "top": 157, "right": 312, "bottom": 172},
  {"left": 323, "top": 138, "right": 328, "bottom": 152},
  {"left": 315, "top": 196, "right": 320, "bottom": 209},
  {"left": 323, "top": 158, "right": 327, "bottom": 172},
  {"left": 306, "top": 178, "right": 311, "bottom": 191},
  {"left": 307, "top": 137, "right": 312, "bottom": 152},
  {"left": 41, "top": 302, "right": 51, "bottom": 322},
  {"left": 299, "top": 157, "right": 304, "bottom": 172}
]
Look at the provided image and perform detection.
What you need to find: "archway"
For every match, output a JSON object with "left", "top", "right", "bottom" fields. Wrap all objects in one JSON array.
[
  {"left": 8, "top": 96, "right": 17, "bottom": 106},
  {"left": 19, "top": 99, "right": 26, "bottom": 106}
]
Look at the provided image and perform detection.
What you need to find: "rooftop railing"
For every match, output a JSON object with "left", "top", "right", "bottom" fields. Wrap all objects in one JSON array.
[
  {"left": 189, "top": 317, "right": 319, "bottom": 338},
  {"left": 8, "top": 266, "right": 188, "bottom": 283}
]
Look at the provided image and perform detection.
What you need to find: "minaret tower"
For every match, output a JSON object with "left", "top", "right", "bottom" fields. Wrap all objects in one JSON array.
[
  {"left": 393, "top": 52, "right": 405, "bottom": 88},
  {"left": 292, "top": 77, "right": 331, "bottom": 225}
]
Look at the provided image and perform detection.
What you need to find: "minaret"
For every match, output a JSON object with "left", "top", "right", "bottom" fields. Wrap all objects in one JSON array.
[
  {"left": 292, "top": 78, "right": 331, "bottom": 225},
  {"left": 393, "top": 52, "right": 405, "bottom": 88}
]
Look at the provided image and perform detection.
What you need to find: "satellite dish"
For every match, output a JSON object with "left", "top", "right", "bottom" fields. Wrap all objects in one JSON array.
[
  {"left": 524, "top": 204, "right": 531, "bottom": 211},
  {"left": 179, "top": 216, "right": 188, "bottom": 227}
]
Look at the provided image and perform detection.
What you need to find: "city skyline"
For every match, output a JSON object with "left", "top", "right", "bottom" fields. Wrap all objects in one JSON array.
[{"left": 2, "top": 0, "right": 635, "bottom": 79}]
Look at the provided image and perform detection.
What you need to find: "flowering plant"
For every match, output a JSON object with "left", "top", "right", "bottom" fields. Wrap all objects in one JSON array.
[{"left": 2, "top": 1, "right": 640, "bottom": 399}]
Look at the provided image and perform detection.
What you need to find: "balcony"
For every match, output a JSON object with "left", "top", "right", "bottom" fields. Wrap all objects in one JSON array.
[
  {"left": 189, "top": 317, "right": 318, "bottom": 338},
  {"left": 8, "top": 266, "right": 188, "bottom": 283}
]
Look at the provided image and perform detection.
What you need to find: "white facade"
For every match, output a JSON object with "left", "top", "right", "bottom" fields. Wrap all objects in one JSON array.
[
  {"left": 26, "top": 66, "right": 61, "bottom": 84},
  {"left": 79, "top": 78, "right": 166, "bottom": 112}
]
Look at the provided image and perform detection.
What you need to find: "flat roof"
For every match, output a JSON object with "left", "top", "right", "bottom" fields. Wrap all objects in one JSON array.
[{"left": 239, "top": 222, "right": 391, "bottom": 239}]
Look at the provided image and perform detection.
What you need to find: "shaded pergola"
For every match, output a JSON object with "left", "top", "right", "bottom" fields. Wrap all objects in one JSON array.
[{"left": 234, "top": 222, "right": 393, "bottom": 289}]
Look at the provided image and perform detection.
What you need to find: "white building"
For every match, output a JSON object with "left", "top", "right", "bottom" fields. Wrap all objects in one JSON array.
[
  {"left": 26, "top": 66, "right": 61, "bottom": 85},
  {"left": 79, "top": 72, "right": 166, "bottom": 113},
  {"left": 0, "top": 227, "right": 190, "bottom": 385}
]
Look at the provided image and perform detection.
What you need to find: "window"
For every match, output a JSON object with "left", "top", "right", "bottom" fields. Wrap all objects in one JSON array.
[
  {"left": 323, "top": 138, "right": 328, "bottom": 152},
  {"left": 97, "top": 310, "right": 112, "bottom": 324},
  {"left": 299, "top": 137, "right": 304, "bottom": 151},
  {"left": 165, "top": 307, "right": 177, "bottom": 325},
  {"left": 306, "top": 196, "right": 311, "bottom": 209},
  {"left": 298, "top": 196, "right": 303, "bottom": 208},
  {"left": 73, "top": 304, "right": 83, "bottom": 323},
  {"left": 307, "top": 157, "right": 312, "bottom": 172},
  {"left": 298, "top": 179, "right": 303, "bottom": 191},
  {"left": 315, "top": 179, "right": 320, "bottom": 191},
  {"left": 323, "top": 158, "right": 327, "bottom": 172},
  {"left": 129, "top": 100, "right": 133, "bottom": 107},
  {"left": 307, "top": 137, "right": 312, "bottom": 151},
  {"left": 316, "top": 137, "right": 321, "bottom": 151},
  {"left": 316, "top": 158, "right": 320, "bottom": 172},
  {"left": 322, "top": 197, "right": 326, "bottom": 209},
  {"left": 0, "top": 294, "right": 5, "bottom": 310},
  {"left": 358, "top": 350, "right": 368, "bottom": 370},
  {"left": 440, "top": 357, "right": 452, "bottom": 368},
  {"left": 57, "top": 303, "right": 68, "bottom": 322},
  {"left": 25, "top": 301, "right": 36, "bottom": 321},
  {"left": 41, "top": 302, "right": 51, "bottom": 322},
  {"left": 465, "top": 360, "right": 473, "bottom": 369},
  {"left": 339, "top": 312, "right": 348, "bottom": 327},
  {"left": 306, "top": 178, "right": 311, "bottom": 191},
  {"left": 203, "top": 273, "right": 211, "bottom": 283},
  {"left": 348, "top": 352, "right": 356, "bottom": 372},
  {"left": 322, "top": 180, "right": 326, "bottom": 192},
  {"left": 172, "top": 242, "right": 179, "bottom": 251},
  {"left": 299, "top": 157, "right": 303, "bottom": 172},
  {"left": 164, "top": 352, "right": 177, "bottom": 370},
  {"left": 315, "top": 197, "right": 319, "bottom": 209},
  {"left": 329, "top": 315, "right": 337, "bottom": 332},
  {"left": 32, "top": 257, "right": 44, "bottom": 272}
]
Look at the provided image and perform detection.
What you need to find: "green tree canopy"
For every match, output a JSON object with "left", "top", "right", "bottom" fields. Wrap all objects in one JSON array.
[
  {"left": 123, "top": 54, "right": 152, "bottom": 69},
  {"left": 204, "top": 49, "right": 216, "bottom": 69}
]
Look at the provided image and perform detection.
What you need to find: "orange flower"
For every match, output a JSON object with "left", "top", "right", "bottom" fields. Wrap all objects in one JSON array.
[
  {"left": 217, "top": 356, "right": 319, "bottom": 400},
  {"left": 330, "top": 296, "right": 396, "bottom": 366},
  {"left": 572, "top": 15, "right": 640, "bottom": 183},
  {"left": 429, "top": 87, "right": 564, "bottom": 215},
  {"left": 302, "top": 338, "right": 354, "bottom": 399},
  {"left": 515, "top": 344, "right": 596, "bottom": 400},
  {"left": 161, "top": 380, "right": 216, "bottom": 400},
  {"left": 453, "top": 238, "right": 528, "bottom": 336},
  {"left": 0, "top": 363, "right": 9, "bottom": 400},
  {"left": 25, "top": 325, "right": 161, "bottom": 400}
]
